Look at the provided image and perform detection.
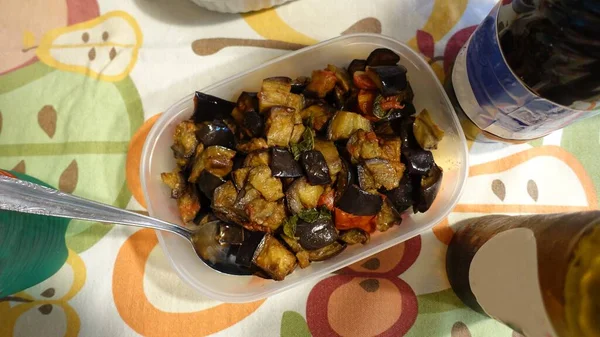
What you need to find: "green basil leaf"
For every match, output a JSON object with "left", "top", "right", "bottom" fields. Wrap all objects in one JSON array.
[
  {"left": 283, "top": 215, "right": 298, "bottom": 238},
  {"left": 290, "top": 128, "right": 315, "bottom": 160},
  {"left": 297, "top": 208, "right": 320, "bottom": 223}
]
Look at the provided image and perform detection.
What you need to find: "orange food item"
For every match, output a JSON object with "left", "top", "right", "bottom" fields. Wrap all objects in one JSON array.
[
  {"left": 353, "top": 71, "right": 378, "bottom": 90},
  {"left": 358, "top": 89, "right": 377, "bottom": 115},
  {"left": 334, "top": 208, "right": 376, "bottom": 233}
]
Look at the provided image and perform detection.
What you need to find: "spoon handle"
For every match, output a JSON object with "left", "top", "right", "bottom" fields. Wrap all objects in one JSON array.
[{"left": 0, "top": 176, "right": 192, "bottom": 240}]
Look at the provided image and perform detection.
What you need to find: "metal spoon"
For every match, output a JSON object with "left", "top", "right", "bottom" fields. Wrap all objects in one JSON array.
[{"left": 0, "top": 175, "right": 251, "bottom": 275}]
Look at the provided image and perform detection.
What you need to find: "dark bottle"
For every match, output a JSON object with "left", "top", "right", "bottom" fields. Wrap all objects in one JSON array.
[{"left": 499, "top": 0, "right": 600, "bottom": 106}]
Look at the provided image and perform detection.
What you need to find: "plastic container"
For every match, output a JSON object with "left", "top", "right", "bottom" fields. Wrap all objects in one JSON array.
[
  {"left": 189, "top": 0, "right": 293, "bottom": 13},
  {"left": 140, "top": 33, "right": 469, "bottom": 303}
]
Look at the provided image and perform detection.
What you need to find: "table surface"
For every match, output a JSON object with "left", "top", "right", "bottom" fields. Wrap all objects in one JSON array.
[{"left": 1, "top": 0, "right": 599, "bottom": 336}]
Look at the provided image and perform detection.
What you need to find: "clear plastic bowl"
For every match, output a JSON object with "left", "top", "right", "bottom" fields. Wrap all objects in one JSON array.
[{"left": 140, "top": 33, "right": 468, "bottom": 303}]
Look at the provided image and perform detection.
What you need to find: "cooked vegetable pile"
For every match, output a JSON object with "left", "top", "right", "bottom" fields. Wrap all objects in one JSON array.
[{"left": 161, "top": 48, "right": 445, "bottom": 281}]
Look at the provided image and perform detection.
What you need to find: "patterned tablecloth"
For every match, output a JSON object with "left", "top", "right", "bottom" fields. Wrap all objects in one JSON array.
[{"left": 1, "top": 0, "right": 599, "bottom": 336}]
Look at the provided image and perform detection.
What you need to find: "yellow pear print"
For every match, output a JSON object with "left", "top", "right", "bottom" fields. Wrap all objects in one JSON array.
[{"left": 36, "top": 11, "right": 143, "bottom": 82}]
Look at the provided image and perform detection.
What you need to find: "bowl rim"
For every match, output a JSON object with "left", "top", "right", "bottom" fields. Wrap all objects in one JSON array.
[{"left": 140, "top": 33, "right": 469, "bottom": 302}]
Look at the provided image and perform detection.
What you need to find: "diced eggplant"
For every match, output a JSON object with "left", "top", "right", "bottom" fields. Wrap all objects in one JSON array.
[
  {"left": 232, "top": 167, "right": 251, "bottom": 190},
  {"left": 290, "top": 123, "right": 306, "bottom": 144},
  {"left": 415, "top": 164, "right": 443, "bottom": 213},
  {"left": 385, "top": 173, "right": 416, "bottom": 213},
  {"left": 304, "top": 70, "right": 337, "bottom": 98},
  {"left": 253, "top": 234, "right": 297, "bottom": 280},
  {"left": 327, "top": 111, "right": 372, "bottom": 141},
  {"left": 327, "top": 64, "right": 352, "bottom": 92},
  {"left": 171, "top": 120, "right": 199, "bottom": 159},
  {"left": 379, "top": 137, "right": 402, "bottom": 162},
  {"left": 357, "top": 89, "right": 376, "bottom": 115},
  {"left": 246, "top": 165, "right": 284, "bottom": 202},
  {"left": 217, "top": 223, "right": 245, "bottom": 245},
  {"left": 313, "top": 140, "right": 342, "bottom": 181},
  {"left": 347, "top": 59, "right": 367, "bottom": 76},
  {"left": 346, "top": 129, "right": 382, "bottom": 164},
  {"left": 189, "top": 145, "right": 236, "bottom": 182},
  {"left": 265, "top": 106, "right": 296, "bottom": 147},
  {"left": 363, "top": 158, "right": 404, "bottom": 191},
  {"left": 191, "top": 220, "right": 252, "bottom": 275},
  {"left": 296, "top": 251, "right": 310, "bottom": 268},
  {"left": 235, "top": 186, "right": 286, "bottom": 232},
  {"left": 160, "top": 168, "right": 186, "bottom": 198},
  {"left": 413, "top": 109, "right": 445, "bottom": 150},
  {"left": 366, "top": 48, "right": 401, "bottom": 66},
  {"left": 295, "top": 217, "right": 338, "bottom": 250},
  {"left": 300, "top": 150, "right": 332, "bottom": 185},
  {"left": 291, "top": 76, "right": 310, "bottom": 94},
  {"left": 235, "top": 230, "right": 266, "bottom": 268},
  {"left": 339, "top": 228, "right": 370, "bottom": 245},
  {"left": 300, "top": 103, "right": 334, "bottom": 132},
  {"left": 336, "top": 184, "right": 383, "bottom": 216},
  {"left": 236, "top": 91, "right": 259, "bottom": 113},
  {"left": 334, "top": 157, "right": 357, "bottom": 203},
  {"left": 270, "top": 147, "right": 303, "bottom": 178},
  {"left": 326, "top": 85, "right": 348, "bottom": 111},
  {"left": 375, "top": 198, "right": 402, "bottom": 232},
  {"left": 177, "top": 186, "right": 201, "bottom": 223},
  {"left": 366, "top": 65, "right": 408, "bottom": 97},
  {"left": 232, "top": 153, "right": 246, "bottom": 171},
  {"left": 308, "top": 241, "right": 346, "bottom": 261},
  {"left": 403, "top": 147, "right": 434, "bottom": 175},
  {"left": 196, "top": 120, "right": 235, "bottom": 148},
  {"left": 197, "top": 170, "right": 226, "bottom": 200},
  {"left": 192, "top": 92, "right": 236, "bottom": 123},
  {"left": 236, "top": 138, "right": 269, "bottom": 154},
  {"left": 357, "top": 164, "right": 377, "bottom": 191},
  {"left": 212, "top": 181, "right": 247, "bottom": 225},
  {"left": 286, "top": 177, "right": 325, "bottom": 214},
  {"left": 258, "top": 77, "right": 304, "bottom": 113},
  {"left": 243, "top": 150, "right": 271, "bottom": 167}
]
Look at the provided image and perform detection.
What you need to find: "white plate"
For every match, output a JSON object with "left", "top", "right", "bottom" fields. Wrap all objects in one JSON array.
[{"left": 140, "top": 33, "right": 469, "bottom": 303}]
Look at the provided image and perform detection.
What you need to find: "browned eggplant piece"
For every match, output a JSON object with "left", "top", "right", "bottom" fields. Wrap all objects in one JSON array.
[
  {"left": 366, "top": 65, "right": 408, "bottom": 97},
  {"left": 236, "top": 138, "right": 269, "bottom": 154},
  {"left": 385, "top": 173, "right": 417, "bottom": 213},
  {"left": 196, "top": 120, "right": 235, "bottom": 149},
  {"left": 357, "top": 164, "right": 377, "bottom": 191},
  {"left": 253, "top": 234, "right": 297, "bottom": 280},
  {"left": 243, "top": 149, "right": 271, "bottom": 168},
  {"left": 234, "top": 185, "right": 286, "bottom": 232},
  {"left": 296, "top": 251, "right": 310, "bottom": 268},
  {"left": 327, "top": 111, "right": 372, "bottom": 141},
  {"left": 236, "top": 91, "right": 258, "bottom": 113},
  {"left": 231, "top": 92, "right": 263, "bottom": 138},
  {"left": 212, "top": 181, "right": 247, "bottom": 225},
  {"left": 232, "top": 167, "right": 250, "bottom": 190},
  {"left": 346, "top": 129, "right": 382, "bottom": 164},
  {"left": 191, "top": 220, "right": 252, "bottom": 275},
  {"left": 325, "top": 84, "right": 347, "bottom": 110},
  {"left": 339, "top": 228, "right": 370, "bottom": 244},
  {"left": 340, "top": 88, "right": 359, "bottom": 112},
  {"left": 364, "top": 158, "right": 404, "bottom": 191},
  {"left": 217, "top": 222, "right": 245, "bottom": 245},
  {"left": 235, "top": 230, "right": 266, "bottom": 268},
  {"left": 334, "top": 156, "right": 357, "bottom": 203},
  {"left": 232, "top": 153, "right": 246, "bottom": 171},
  {"left": 308, "top": 241, "right": 346, "bottom": 261},
  {"left": 327, "top": 64, "right": 352, "bottom": 92},
  {"left": 366, "top": 48, "right": 401, "bottom": 67},
  {"left": 192, "top": 92, "right": 236, "bottom": 123},
  {"left": 295, "top": 217, "right": 338, "bottom": 250},
  {"left": 160, "top": 168, "right": 186, "bottom": 198},
  {"left": 177, "top": 185, "right": 201, "bottom": 223},
  {"left": 300, "top": 103, "right": 334, "bottom": 132},
  {"left": 265, "top": 106, "right": 296, "bottom": 147},
  {"left": 258, "top": 77, "right": 304, "bottom": 113},
  {"left": 246, "top": 165, "right": 284, "bottom": 201},
  {"left": 197, "top": 170, "right": 226, "bottom": 200},
  {"left": 415, "top": 164, "right": 443, "bottom": 213},
  {"left": 304, "top": 70, "right": 337, "bottom": 98},
  {"left": 336, "top": 184, "right": 383, "bottom": 216},
  {"left": 347, "top": 59, "right": 367, "bottom": 76},
  {"left": 290, "top": 123, "right": 306, "bottom": 145},
  {"left": 313, "top": 140, "right": 342, "bottom": 182},
  {"left": 300, "top": 150, "right": 332, "bottom": 185},
  {"left": 379, "top": 137, "right": 402, "bottom": 162},
  {"left": 171, "top": 120, "right": 199, "bottom": 159},
  {"left": 270, "top": 147, "right": 303, "bottom": 178},
  {"left": 291, "top": 76, "right": 310, "bottom": 94},
  {"left": 286, "top": 177, "right": 325, "bottom": 214},
  {"left": 375, "top": 198, "right": 402, "bottom": 232},
  {"left": 189, "top": 145, "right": 236, "bottom": 182},
  {"left": 413, "top": 109, "right": 445, "bottom": 150}
]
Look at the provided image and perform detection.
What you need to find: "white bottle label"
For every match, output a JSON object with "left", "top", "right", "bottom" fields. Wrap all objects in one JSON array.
[{"left": 469, "top": 228, "right": 558, "bottom": 337}]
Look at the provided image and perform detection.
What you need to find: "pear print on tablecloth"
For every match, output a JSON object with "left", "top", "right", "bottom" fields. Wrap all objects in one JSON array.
[{"left": 36, "top": 11, "right": 142, "bottom": 82}]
